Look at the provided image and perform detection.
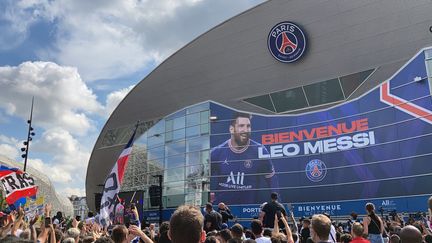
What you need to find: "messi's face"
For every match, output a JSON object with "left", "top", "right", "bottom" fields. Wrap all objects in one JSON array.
[{"left": 230, "top": 117, "right": 251, "bottom": 146}]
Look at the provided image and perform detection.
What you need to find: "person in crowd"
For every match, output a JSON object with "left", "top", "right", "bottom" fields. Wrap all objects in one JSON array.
[
  {"left": 251, "top": 219, "right": 271, "bottom": 243},
  {"left": 155, "top": 221, "right": 171, "bottom": 243},
  {"left": 204, "top": 203, "right": 223, "bottom": 233},
  {"left": 388, "top": 234, "right": 400, "bottom": 243},
  {"left": 216, "top": 229, "right": 232, "bottom": 243},
  {"left": 399, "top": 225, "right": 422, "bottom": 243},
  {"left": 310, "top": 214, "right": 331, "bottom": 243},
  {"left": 111, "top": 225, "right": 128, "bottom": 243},
  {"left": 350, "top": 222, "right": 370, "bottom": 243},
  {"left": 245, "top": 229, "right": 255, "bottom": 240},
  {"left": 169, "top": 205, "right": 206, "bottom": 243},
  {"left": 363, "top": 203, "right": 384, "bottom": 243},
  {"left": 300, "top": 218, "right": 311, "bottom": 243},
  {"left": 218, "top": 203, "right": 234, "bottom": 224},
  {"left": 322, "top": 213, "right": 336, "bottom": 243},
  {"left": 260, "top": 192, "right": 287, "bottom": 229},
  {"left": 205, "top": 235, "right": 221, "bottom": 243},
  {"left": 230, "top": 223, "right": 244, "bottom": 241},
  {"left": 339, "top": 233, "right": 352, "bottom": 243},
  {"left": 115, "top": 198, "right": 125, "bottom": 225},
  {"left": 429, "top": 196, "right": 432, "bottom": 217},
  {"left": 272, "top": 212, "right": 294, "bottom": 243}
]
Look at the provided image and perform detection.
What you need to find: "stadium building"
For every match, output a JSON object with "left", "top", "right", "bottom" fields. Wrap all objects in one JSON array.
[{"left": 86, "top": 0, "right": 432, "bottom": 222}]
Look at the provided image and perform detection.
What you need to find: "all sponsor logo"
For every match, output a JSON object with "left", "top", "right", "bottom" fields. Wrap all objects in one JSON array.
[{"left": 267, "top": 21, "right": 307, "bottom": 63}]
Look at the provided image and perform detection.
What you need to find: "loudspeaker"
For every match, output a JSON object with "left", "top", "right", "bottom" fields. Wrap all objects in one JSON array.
[
  {"left": 149, "top": 185, "right": 161, "bottom": 206},
  {"left": 94, "top": 193, "right": 102, "bottom": 211}
]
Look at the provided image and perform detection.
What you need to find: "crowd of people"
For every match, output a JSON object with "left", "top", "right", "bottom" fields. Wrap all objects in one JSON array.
[{"left": 0, "top": 194, "right": 431, "bottom": 243}]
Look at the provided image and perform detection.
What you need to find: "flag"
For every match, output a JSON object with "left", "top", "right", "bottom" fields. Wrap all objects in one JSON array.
[
  {"left": 0, "top": 165, "right": 37, "bottom": 209},
  {"left": 99, "top": 125, "right": 138, "bottom": 225}
]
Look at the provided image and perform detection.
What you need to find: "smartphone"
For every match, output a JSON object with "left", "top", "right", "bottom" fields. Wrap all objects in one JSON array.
[
  {"left": 130, "top": 219, "right": 140, "bottom": 226},
  {"left": 45, "top": 217, "right": 51, "bottom": 227},
  {"left": 276, "top": 210, "right": 282, "bottom": 219},
  {"left": 75, "top": 215, "right": 81, "bottom": 221}
]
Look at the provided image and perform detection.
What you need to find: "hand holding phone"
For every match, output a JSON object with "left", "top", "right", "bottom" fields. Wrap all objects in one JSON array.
[
  {"left": 45, "top": 217, "right": 51, "bottom": 227},
  {"left": 276, "top": 210, "right": 282, "bottom": 219}
]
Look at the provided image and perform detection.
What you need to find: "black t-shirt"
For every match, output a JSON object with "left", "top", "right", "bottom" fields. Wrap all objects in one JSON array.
[
  {"left": 204, "top": 210, "right": 222, "bottom": 232},
  {"left": 262, "top": 201, "right": 286, "bottom": 228},
  {"left": 301, "top": 227, "right": 310, "bottom": 243},
  {"left": 218, "top": 208, "right": 234, "bottom": 223}
]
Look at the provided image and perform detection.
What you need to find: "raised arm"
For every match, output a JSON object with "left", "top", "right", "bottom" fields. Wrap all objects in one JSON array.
[
  {"left": 289, "top": 211, "right": 298, "bottom": 234},
  {"left": 281, "top": 215, "right": 294, "bottom": 243},
  {"left": 363, "top": 216, "right": 370, "bottom": 235}
]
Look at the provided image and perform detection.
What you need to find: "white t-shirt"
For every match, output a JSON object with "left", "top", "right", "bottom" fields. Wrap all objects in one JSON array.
[
  {"left": 255, "top": 236, "right": 272, "bottom": 243},
  {"left": 328, "top": 225, "right": 336, "bottom": 242}
]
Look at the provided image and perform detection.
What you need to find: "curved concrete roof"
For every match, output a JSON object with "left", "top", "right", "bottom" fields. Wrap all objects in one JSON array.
[{"left": 86, "top": 0, "right": 432, "bottom": 210}]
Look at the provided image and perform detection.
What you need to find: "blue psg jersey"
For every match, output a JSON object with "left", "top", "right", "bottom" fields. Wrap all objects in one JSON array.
[{"left": 211, "top": 139, "right": 278, "bottom": 204}]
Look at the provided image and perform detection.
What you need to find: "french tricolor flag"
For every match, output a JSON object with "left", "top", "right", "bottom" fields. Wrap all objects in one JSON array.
[{"left": 100, "top": 125, "right": 138, "bottom": 225}]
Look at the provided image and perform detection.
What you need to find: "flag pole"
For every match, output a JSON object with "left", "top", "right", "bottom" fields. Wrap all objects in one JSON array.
[{"left": 99, "top": 121, "right": 140, "bottom": 226}]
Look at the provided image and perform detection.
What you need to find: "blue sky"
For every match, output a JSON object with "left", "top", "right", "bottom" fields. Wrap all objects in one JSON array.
[{"left": 0, "top": 0, "right": 264, "bottom": 197}]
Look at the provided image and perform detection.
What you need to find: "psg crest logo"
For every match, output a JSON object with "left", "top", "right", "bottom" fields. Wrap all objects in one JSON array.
[
  {"left": 267, "top": 21, "right": 307, "bottom": 63},
  {"left": 305, "top": 159, "right": 327, "bottom": 182},
  {"left": 244, "top": 160, "right": 253, "bottom": 168}
]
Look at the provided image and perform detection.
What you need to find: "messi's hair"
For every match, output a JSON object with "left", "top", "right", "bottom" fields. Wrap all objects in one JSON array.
[{"left": 230, "top": 112, "right": 251, "bottom": 126}]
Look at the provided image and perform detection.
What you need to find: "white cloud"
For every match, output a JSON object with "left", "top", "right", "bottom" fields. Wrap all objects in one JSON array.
[
  {"left": 61, "top": 187, "right": 85, "bottom": 197},
  {"left": 0, "top": 61, "right": 103, "bottom": 136},
  {"left": 1, "top": 0, "right": 265, "bottom": 81},
  {"left": 32, "top": 127, "right": 90, "bottom": 182},
  {"left": 105, "top": 85, "right": 134, "bottom": 117},
  {"left": 0, "top": 135, "right": 21, "bottom": 160},
  {"left": 0, "top": 0, "right": 265, "bottom": 198},
  {"left": 0, "top": 144, "right": 19, "bottom": 160}
]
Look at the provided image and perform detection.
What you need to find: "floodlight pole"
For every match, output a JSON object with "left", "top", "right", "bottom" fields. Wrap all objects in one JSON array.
[{"left": 23, "top": 97, "right": 35, "bottom": 172}]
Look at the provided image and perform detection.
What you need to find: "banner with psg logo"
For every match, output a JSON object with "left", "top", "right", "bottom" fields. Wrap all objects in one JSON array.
[{"left": 209, "top": 48, "right": 432, "bottom": 208}]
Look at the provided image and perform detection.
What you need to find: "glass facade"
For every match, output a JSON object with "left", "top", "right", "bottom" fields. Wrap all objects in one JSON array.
[
  {"left": 121, "top": 102, "right": 210, "bottom": 209},
  {"left": 243, "top": 69, "right": 375, "bottom": 113},
  {"left": 426, "top": 49, "right": 432, "bottom": 89}
]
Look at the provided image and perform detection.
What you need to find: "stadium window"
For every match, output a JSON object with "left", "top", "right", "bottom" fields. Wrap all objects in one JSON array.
[
  {"left": 173, "top": 116, "right": 185, "bottom": 130},
  {"left": 339, "top": 69, "right": 375, "bottom": 98},
  {"left": 187, "top": 136, "right": 209, "bottom": 153},
  {"left": 172, "top": 128, "right": 185, "bottom": 141},
  {"left": 200, "top": 123, "right": 209, "bottom": 135},
  {"left": 303, "top": 78, "right": 345, "bottom": 106},
  {"left": 165, "top": 140, "right": 185, "bottom": 157},
  {"left": 200, "top": 110, "right": 209, "bottom": 124},
  {"left": 147, "top": 146, "right": 165, "bottom": 160},
  {"left": 165, "top": 167, "right": 185, "bottom": 183},
  {"left": 165, "top": 119, "right": 173, "bottom": 131},
  {"left": 187, "top": 102, "right": 209, "bottom": 114},
  {"left": 166, "top": 194, "right": 186, "bottom": 208},
  {"left": 186, "top": 125, "right": 200, "bottom": 138},
  {"left": 243, "top": 94, "right": 276, "bottom": 112},
  {"left": 186, "top": 113, "right": 200, "bottom": 126},
  {"left": 270, "top": 87, "right": 308, "bottom": 113}
]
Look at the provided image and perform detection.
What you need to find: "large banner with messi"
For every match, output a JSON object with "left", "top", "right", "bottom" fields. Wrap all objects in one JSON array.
[{"left": 210, "top": 48, "right": 432, "bottom": 210}]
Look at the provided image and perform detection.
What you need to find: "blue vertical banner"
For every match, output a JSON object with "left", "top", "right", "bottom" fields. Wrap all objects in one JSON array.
[{"left": 209, "top": 48, "right": 432, "bottom": 214}]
